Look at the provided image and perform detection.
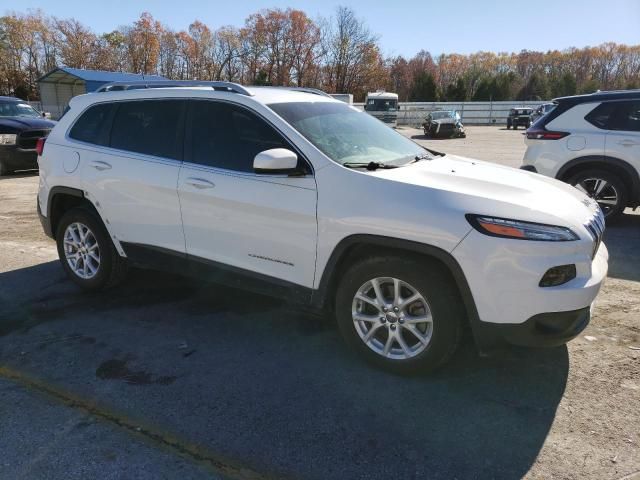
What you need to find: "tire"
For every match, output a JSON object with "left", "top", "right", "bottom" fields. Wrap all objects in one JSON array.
[
  {"left": 513, "top": 124, "right": 517, "bottom": 130},
  {"left": 567, "top": 169, "right": 628, "bottom": 222},
  {"left": 0, "top": 160, "right": 10, "bottom": 176},
  {"left": 55, "top": 207, "right": 128, "bottom": 290},
  {"left": 506, "top": 122, "right": 511, "bottom": 130},
  {"left": 335, "top": 256, "right": 463, "bottom": 375}
]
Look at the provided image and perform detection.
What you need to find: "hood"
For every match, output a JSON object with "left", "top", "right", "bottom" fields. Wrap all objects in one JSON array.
[
  {"left": 0, "top": 117, "right": 57, "bottom": 133},
  {"left": 372, "top": 154, "right": 598, "bottom": 229}
]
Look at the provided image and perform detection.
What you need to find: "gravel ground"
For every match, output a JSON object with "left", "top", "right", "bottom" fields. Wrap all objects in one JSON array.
[{"left": 0, "top": 126, "right": 638, "bottom": 480}]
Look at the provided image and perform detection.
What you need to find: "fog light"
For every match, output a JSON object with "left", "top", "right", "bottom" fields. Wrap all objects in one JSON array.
[{"left": 539, "top": 265, "right": 576, "bottom": 287}]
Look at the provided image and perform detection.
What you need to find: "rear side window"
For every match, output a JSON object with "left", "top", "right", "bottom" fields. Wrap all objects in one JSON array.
[
  {"left": 609, "top": 101, "right": 640, "bottom": 132},
  {"left": 69, "top": 103, "right": 114, "bottom": 146},
  {"left": 110, "top": 100, "right": 184, "bottom": 159},
  {"left": 585, "top": 100, "right": 640, "bottom": 131},
  {"left": 585, "top": 102, "right": 616, "bottom": 129},
  {"left": 187, "top": 100, "right": 290, "bottom": 172}
]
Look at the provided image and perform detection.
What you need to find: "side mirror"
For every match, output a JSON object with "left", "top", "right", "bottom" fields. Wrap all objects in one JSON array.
[
  {"left": 42, "top": 112, "right": 51, "bottom": 119},
  {"left": 253, "top": 148, "right": 298, "bottom": 174}
]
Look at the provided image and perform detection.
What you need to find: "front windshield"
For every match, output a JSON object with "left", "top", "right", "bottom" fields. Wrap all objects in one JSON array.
[
  {"left": 431, "top": 111, "right": 455, "bottom": 120},
  {"left": 365, "top": 98, "right": 398, "bottom": 111},
  {"left": 0, "top": 101, "right": 41, "bottom": 118},
  {"left": 269, "top": 101, "right": 429, "bottom": 166}
]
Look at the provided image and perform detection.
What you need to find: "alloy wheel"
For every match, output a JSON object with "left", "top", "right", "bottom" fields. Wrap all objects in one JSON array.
[
  {"left": 574, "top": 177, "right": 620, "bottom": 217},
  {"left": 351, "top": 277, "right": 433, "bottom": 360},
  {"left": 63, "top": 222, "right": 100, "bottom": 279}
]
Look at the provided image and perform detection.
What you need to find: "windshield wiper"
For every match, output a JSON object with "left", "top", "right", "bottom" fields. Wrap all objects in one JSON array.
[{"left": 342, "top": 161, "right": 399, "bottom": 171}]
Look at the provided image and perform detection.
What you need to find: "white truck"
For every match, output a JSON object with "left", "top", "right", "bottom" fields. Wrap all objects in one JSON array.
[{"left": 364, "top": 90, "right": 399, "bottom": 127}]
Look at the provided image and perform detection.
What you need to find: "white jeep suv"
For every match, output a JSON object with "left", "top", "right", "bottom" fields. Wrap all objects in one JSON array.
[
  {"left": 37, "top": 81, "right": 608, "bottom": 373},
  {"left": 522, "top": 90, "right": 640, "bottom": 221}
]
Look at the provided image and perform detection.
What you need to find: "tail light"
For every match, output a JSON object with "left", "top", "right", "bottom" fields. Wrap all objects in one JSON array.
[
  {"left": 526, "top": 128, "right": 569, "bottom": 140},
  {"left": 35, "top": 137, "right": 46, "bottom": 156}
]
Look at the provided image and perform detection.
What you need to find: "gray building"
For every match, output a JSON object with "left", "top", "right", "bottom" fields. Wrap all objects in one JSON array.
[{"left": 38, "top": 67, "right": 166, "bottom": 119}]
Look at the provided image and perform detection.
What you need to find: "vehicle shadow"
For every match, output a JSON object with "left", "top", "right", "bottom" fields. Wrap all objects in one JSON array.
[
  {"left": 410, "top": 134, "right": 457, "bottom": 141},
  {"left": 0, "top": 170, "right": 38, "bottom": 180},
  {"left": 0, "top": 262, "right": 569, "bottom": 480},
  {"left": 604, "top": 210, "right": 640, "bottom": 282}
]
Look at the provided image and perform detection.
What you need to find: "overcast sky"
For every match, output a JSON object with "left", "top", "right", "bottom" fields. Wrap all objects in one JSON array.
[{"left": 8, "top": 0, "right": 640, "bottom": 57}]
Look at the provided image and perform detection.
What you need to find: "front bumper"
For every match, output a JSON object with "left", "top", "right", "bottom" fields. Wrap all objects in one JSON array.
[
  {"left": 476, "top": 306, "right": 591, "bottom": 348},
  {"left": 0, "top": 145, "right": 38, "bottom": 171},
  {"left": 452, "top": 225, "right": 608, "bottom": 350}
]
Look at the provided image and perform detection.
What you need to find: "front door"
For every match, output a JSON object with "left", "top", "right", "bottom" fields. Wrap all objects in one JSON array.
[{"left": 177, "top": 99, "right": 317, "bottom": 289}]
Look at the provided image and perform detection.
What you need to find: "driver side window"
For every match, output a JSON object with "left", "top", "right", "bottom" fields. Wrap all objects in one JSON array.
[{"left": 187, "top": 100, "right": 293, "bottom": 173}]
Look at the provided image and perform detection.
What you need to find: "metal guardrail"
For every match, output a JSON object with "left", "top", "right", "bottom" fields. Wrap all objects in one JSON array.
[{"left": 354, "top": 100, "right": 547, "bottom": 126}]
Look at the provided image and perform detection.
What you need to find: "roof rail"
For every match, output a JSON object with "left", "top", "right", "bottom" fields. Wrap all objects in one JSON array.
[
  {"left": 95, "top": 80, "right": 253, "bottom": 96},
  {"left": 281, "top": 87, "right": 333, "bottom": 98}
]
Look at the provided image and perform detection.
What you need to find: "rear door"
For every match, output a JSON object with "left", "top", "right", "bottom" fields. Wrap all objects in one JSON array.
[
  {"left": 79, "top": 99, "right": 186, "bottom": 253},
  {"left": 177, "top": 99, "right": 317, "bottom": 288},
  {"left": 604, "top": 100, "right": 640, "bottom": 175}
]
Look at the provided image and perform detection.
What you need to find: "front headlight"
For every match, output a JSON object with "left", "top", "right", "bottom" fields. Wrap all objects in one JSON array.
[
  {"left": 466, "top": 214, "right": 579, "bottom": 241},
  {"left": 0, "top": 134, "right": 17, "bottom": 145}
]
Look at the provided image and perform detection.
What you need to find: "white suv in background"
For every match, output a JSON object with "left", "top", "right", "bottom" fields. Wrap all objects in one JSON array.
[
  {"left": 522, "top": 90, "right": 640, "bottom": 221},
  {"left": 37, "top": 81, "right": 608, "bottom": 373}
]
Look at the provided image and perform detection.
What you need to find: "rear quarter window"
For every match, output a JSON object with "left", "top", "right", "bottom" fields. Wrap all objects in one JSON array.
[
  {"left": 585, "top": 102, "right": 616, "bottom": 129},
  {"left": 68, "top": 103, "right": 115, "bottom": 146}
]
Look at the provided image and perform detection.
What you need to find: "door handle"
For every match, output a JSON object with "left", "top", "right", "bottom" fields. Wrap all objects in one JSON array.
[
  {"left": 90, "top": 160, "right": 112, "bottom": 171},
  {"left": 185, "top": 177, "right": 215, "bottom": 189},
  {"left": 617, "top": 139, "right": 640, "bottom": 147}
]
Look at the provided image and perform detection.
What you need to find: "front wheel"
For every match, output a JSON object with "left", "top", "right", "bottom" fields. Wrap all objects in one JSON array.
[
  {"left": 567, "top": 169, "right": 628, "bottom": 222},
  {"left": 335, "top": 256, "right": 463, "bottom": 374},
  {"left": 0, "top": 160, "right": 10, "bottom": 176},
  {"left": 56, "top": 207, "right": 128, "bottom": 290}
]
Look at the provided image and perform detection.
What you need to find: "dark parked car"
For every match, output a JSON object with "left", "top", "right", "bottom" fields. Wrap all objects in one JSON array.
[
  {"left": 0, "top": 96, "right": 56, "bottom": 175},
  {"left": 530, "top": 102, "right": 556, "bottom": 123},
  {"left": 506, "top": 107, "right": 534, "bottom": 130},
  {"left": 422, "top": 110, "right": 465, "bottom": 138}
]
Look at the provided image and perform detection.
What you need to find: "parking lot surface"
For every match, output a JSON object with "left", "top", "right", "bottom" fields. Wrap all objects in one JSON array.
[{"left": 0, "top": 126, "right": 639, "bottom": 480}]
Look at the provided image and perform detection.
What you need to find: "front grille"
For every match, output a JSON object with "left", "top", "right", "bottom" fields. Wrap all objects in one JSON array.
[
  {"left": 437, "top": 123, "right": 455, "bottom": 132},
  {"left": 584, "top": 208, "right": 605, "bottom": 258},
  {"left": 17, "top": 129, "right": 51, "bottom": 150}
]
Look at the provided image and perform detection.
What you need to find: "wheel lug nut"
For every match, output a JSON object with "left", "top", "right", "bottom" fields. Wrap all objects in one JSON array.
[
  {"left": 398, "top": 318, "right": 404, "bottom": 324},
  {"left": 380, "top": 317, "right": 386, "bottom": 323},
  {"left": 393, "top": 307, "right": 399, "bottom": 312},
  {"left": 390, "top": 324, "right": 396, "bottom": 331},
  {"left": 382, "top": 307, "right": 388, "bottom": 312}
]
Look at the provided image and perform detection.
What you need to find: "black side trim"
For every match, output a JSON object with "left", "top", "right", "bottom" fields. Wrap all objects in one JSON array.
[
  {"left": 312, "top": 234, "right": 484, "bottom": 346},
  {"left": 37, "top": 199, "right": 53, "bottom": 238},
  {"left": 43, "top": 186, "right": 85, "bottom": 238},
  {"left": 46, "top": 186, "right": 84, "bottom": 217},
  {"left": 555, "top": 155, "right": 640, "bottom": 204},
  {"left": 121, "top": 242, "right": 313, "bottom": 304}
]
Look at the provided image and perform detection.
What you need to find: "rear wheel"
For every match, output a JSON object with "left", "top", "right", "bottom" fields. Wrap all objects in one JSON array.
[
  {"left": 0, "top": 160, "right": 10, "bottom": 176},
  {"left": 335, "top": 256, "right": 463, "bottom": 374},
  {"left": 567, "top": 169, "right": 627, "bottom": 222},
  {"left": 56, "top": 207, "right": 128, "bottom": 290}
]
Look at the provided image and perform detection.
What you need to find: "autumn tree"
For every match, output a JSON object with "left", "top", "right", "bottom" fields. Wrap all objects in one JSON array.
[
  {"left": 125, "top": 12, "right": 162, "bottom": 75},
  {"left": 323, "top": 6, "right": 383, "bottom": 97}
]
